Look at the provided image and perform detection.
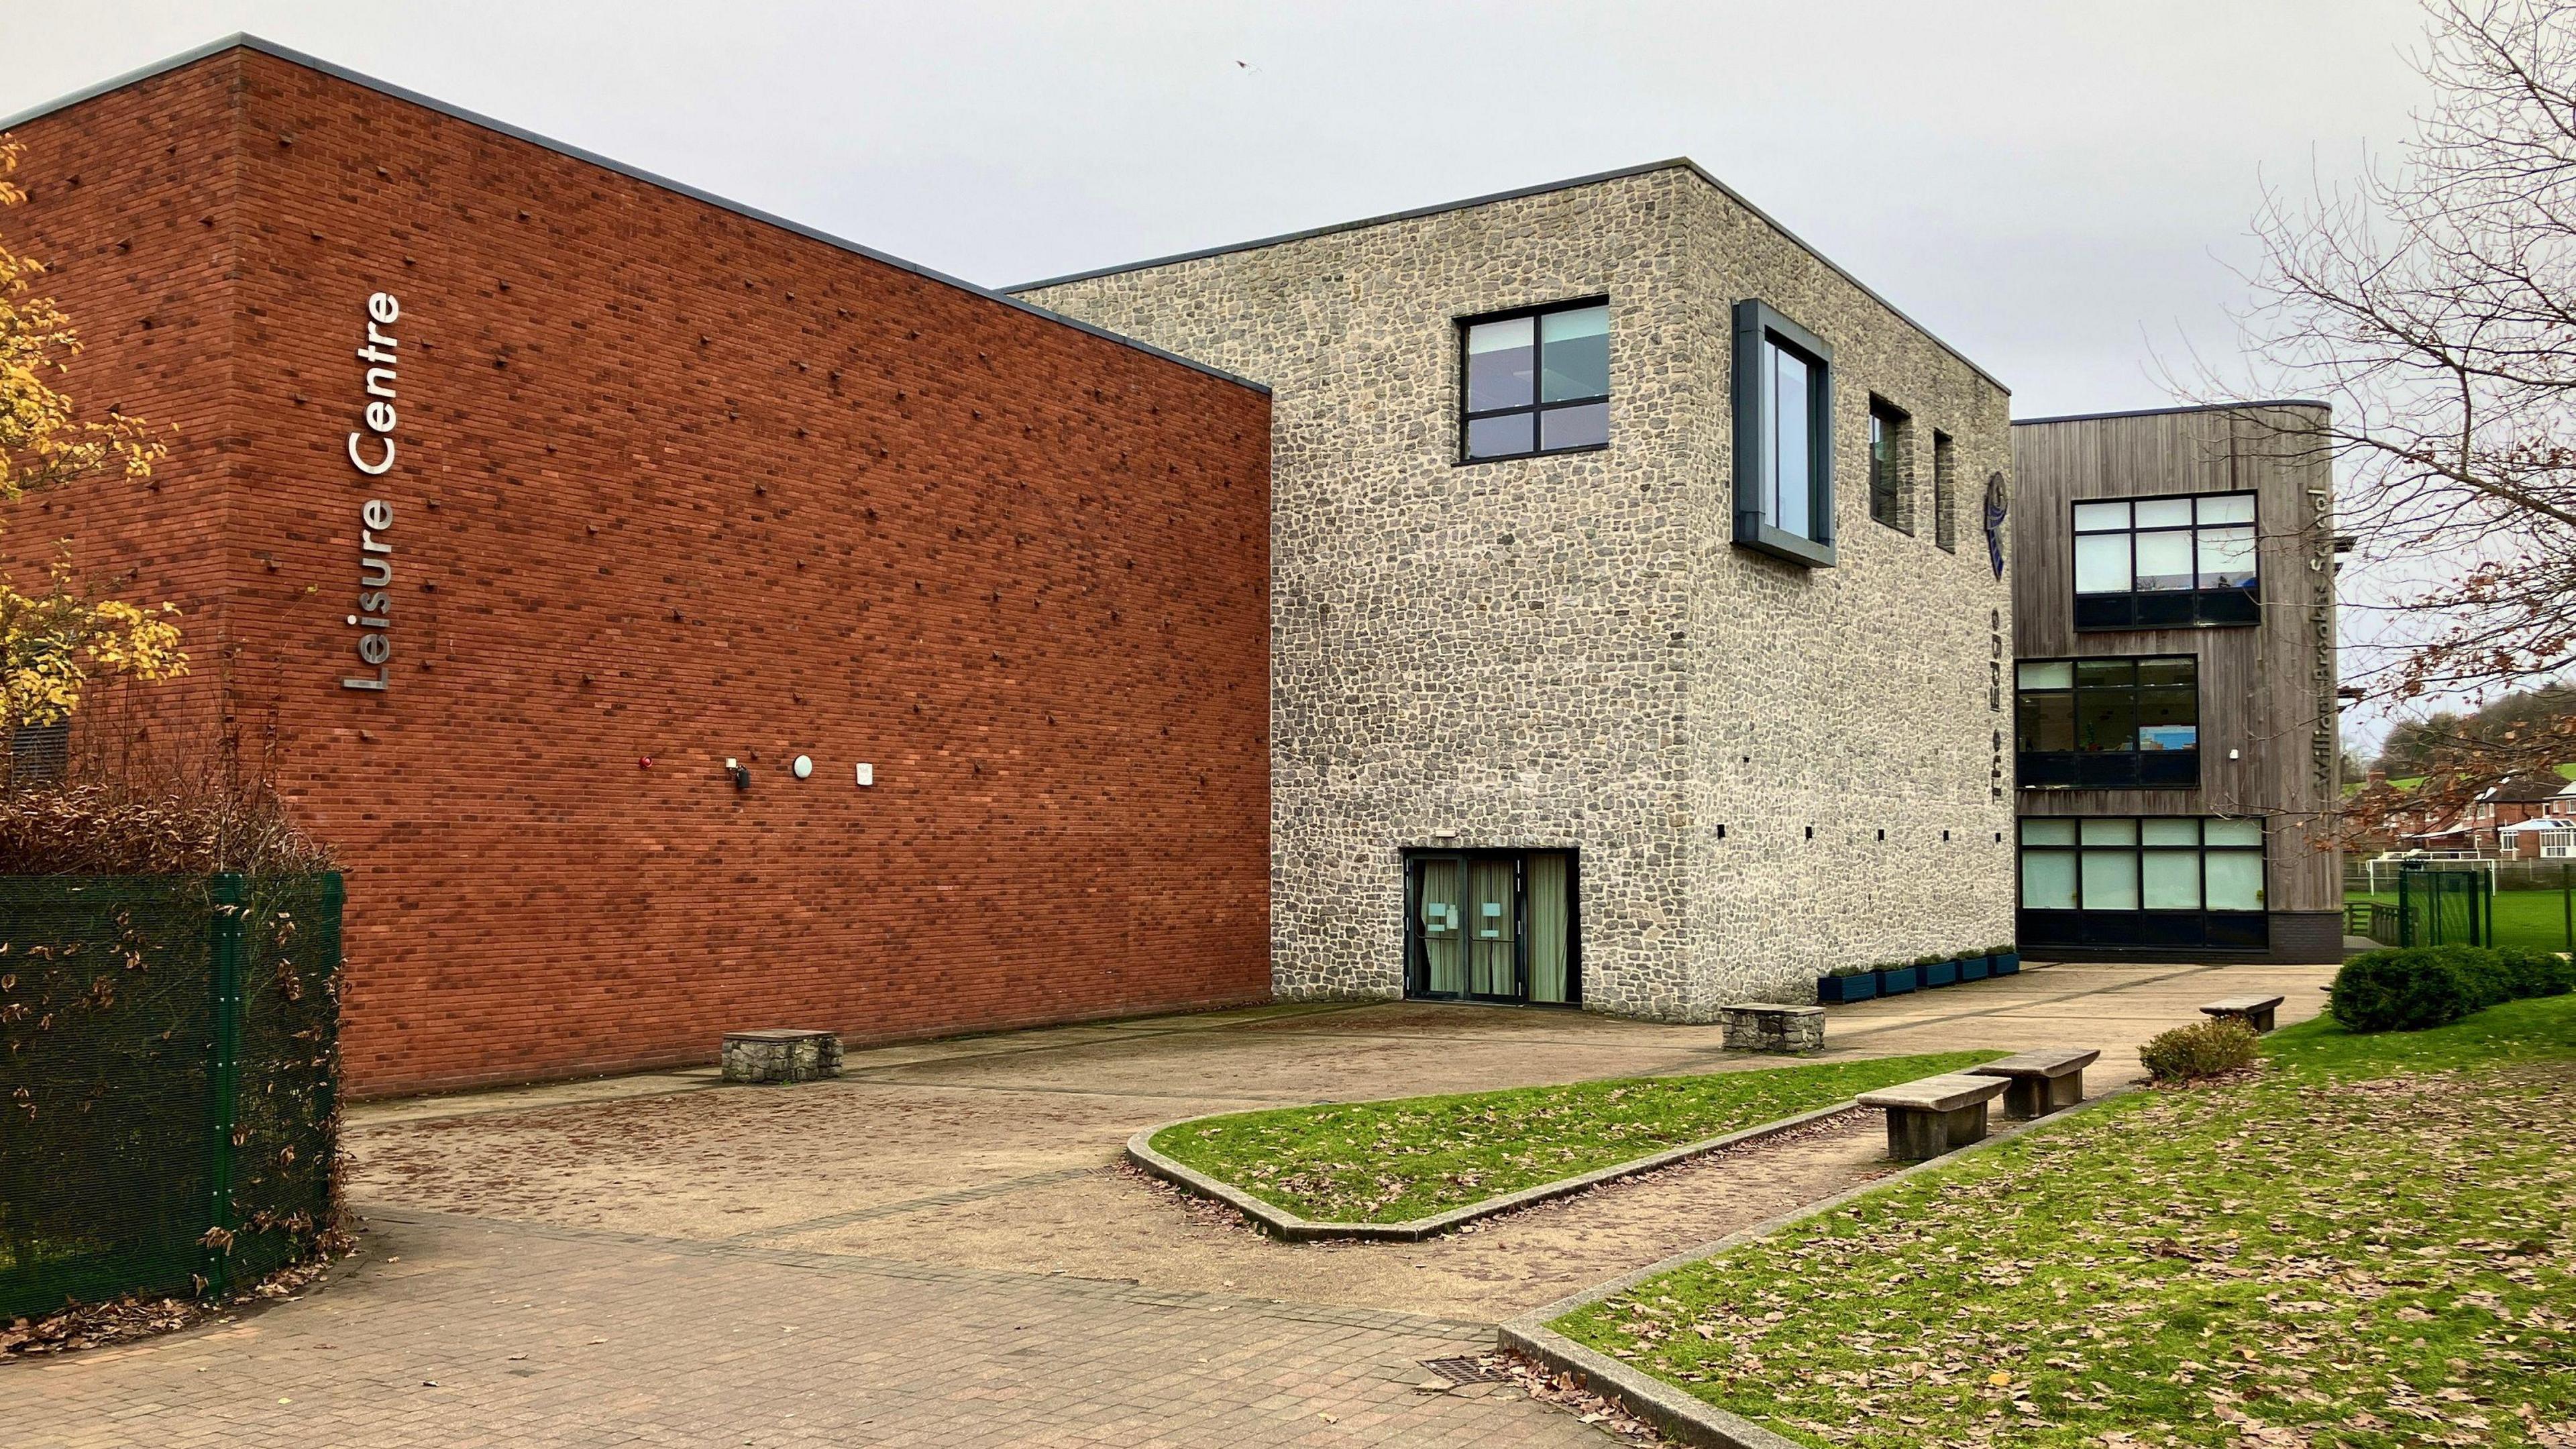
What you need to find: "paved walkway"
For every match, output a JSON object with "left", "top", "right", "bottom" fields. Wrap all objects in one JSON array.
[{"left": 13, "top": 960, "right": 2333, "bottom": 1446}]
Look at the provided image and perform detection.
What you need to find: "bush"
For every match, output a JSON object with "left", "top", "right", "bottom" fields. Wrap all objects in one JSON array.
[
  {"left": 2328, "top": 943, "right": 2576, "bottom": 1032},
  {"left": 1830, "top": 962, "right": 1870, "bottom": 977},
  {"left": 2141, "top": 1019, "right": 2261, "bottom": 1081},
  {"left": 2498, "top": 947, "right": 2575, "bottom": 999}
]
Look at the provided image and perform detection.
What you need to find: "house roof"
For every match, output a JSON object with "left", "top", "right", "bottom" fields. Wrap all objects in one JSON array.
[{"left": 0, "top": 34, "right": 1268, "bottom": 396}]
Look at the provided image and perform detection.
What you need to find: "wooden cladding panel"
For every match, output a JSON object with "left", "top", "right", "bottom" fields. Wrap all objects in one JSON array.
[{"left": 2010, "top": 405, "right": 2340, "bottom": 914}]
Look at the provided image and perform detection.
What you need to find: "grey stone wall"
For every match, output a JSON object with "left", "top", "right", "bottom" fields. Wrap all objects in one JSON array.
[{"left": 1020, "top": 163, "right": 2016, "bottom": 1016}]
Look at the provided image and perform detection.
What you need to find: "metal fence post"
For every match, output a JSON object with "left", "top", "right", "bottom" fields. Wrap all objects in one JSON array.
[{"left": 201, "top": 873, "right": 247, "bottom": 1299}]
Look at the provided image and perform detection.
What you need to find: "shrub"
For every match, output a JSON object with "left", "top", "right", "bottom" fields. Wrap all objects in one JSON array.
[
  {"left": 1831, "top": 962, "right": 1870, "bottom": 977},
  {"left": 1913, "top": 955, "right": 1943, "bottom": 968},
  {"left": 2331, "top": 948, "right": 2477, "bottom": 1032},
  {"left": 2497, "top": 947, "right": 2575, "bottom": 1000},
  {"left": 1987, "top": 943, "right": 2017, "bottom": 957},
  {"left": 2141, "top": 1019, "right": 2261, "bottom": 1081}
]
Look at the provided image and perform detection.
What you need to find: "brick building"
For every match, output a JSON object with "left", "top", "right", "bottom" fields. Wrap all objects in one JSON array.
[{"left": 0, "top": 38, "right": 1274, "bottom": 1095}]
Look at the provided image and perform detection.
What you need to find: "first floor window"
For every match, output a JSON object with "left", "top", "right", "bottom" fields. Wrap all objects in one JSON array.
[
  {"left": 1732, "top": 299, "right": 1836, "bottom": 567},
  {"left": 1933, "top": 431, "right": 1957, "bottom": 552},
  {"left": 2019, "top": 816, "right": 2267, "bottom": 951},
  {"left": 2015, "top": 655, "right": 2198, "bottom": 788},
  {"left": 1460, "top": 299, "right": 1610, "bottom": 462}
]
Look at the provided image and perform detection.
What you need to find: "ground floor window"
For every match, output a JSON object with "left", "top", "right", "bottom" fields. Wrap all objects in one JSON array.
[
  {"left": 2017, "top": 816, "right": 2267, "bottom": 951},
  {"left": 1405, "top": 849, "right": 1578, "bottom": 1004}
]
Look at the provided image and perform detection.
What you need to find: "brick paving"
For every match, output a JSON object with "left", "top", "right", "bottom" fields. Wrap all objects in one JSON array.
[
  {"left": 11, "top": 964, "right": 2333, "bottom": 1445},
  {"left": 15, "top": 1208, "right": 1605, "bottom": 1448}
]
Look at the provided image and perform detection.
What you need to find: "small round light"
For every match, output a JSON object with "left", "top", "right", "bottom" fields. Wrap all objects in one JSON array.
[{"left": 792, "top": 755, "right": 814, "bottom": 780}]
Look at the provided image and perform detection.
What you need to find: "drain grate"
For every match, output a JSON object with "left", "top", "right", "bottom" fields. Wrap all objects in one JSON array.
[{"left": 1419, "top": 1355, "right": 1497, "bottom": 1385}]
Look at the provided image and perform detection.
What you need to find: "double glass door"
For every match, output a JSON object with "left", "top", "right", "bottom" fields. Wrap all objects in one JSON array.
[{"left": 1407, "top": 850, "right": 1576, "bottom": 1004}]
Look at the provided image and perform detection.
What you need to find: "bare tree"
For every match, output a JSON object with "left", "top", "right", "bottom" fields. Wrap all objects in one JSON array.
[{"left": 2230, "top": 1, "right": 2576, "bottom": 837}]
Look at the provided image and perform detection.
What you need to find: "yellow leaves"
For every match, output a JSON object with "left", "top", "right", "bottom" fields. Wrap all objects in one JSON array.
[
  {"left": 1, "top": 554, "right": 188, "bottom": 730},
  {"left": 0, "top": 143, "right": 184, "bottom": 735},
  {"left": 0, "top": 140, "right": 168, "bottom": 515}
]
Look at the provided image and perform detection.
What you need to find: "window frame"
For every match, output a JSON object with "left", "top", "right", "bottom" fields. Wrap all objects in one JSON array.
[
  {"left": 2070, "top": 490, "right": 2261, "bottom": 630},
  {"left": 2017, "top": 815, "right": 2269, "bottom": 951},
  {"left": 1867, "top": 396, "right": 1911, "bottom": 533},
  {"left": 1454, "top": 297, "right": 1612, "bottom": 465},
  {"left": 1731, "top": 299, "right": 1837, "bottom": 568},
  {"left": 2015, "top": 655, "right": 2201, "bottom": 790}
]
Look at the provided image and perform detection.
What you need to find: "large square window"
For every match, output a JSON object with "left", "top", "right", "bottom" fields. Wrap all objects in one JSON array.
[
  {"left": 1459, "top": 300, "right": 1609, "bottom": 462},
  {"left": 2071, "top": 491, "right": 2262, "bottom": 630},
  {"left": 1732, "top": 299, "right": 1835, "bottom": 568},
  {"left": 2015, "top": 655, "right": 2200, "bottom": 789}
]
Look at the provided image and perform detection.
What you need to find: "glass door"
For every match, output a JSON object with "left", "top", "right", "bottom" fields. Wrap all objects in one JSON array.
[
  {"left": 1405, "top": 850, "right": 1579, "bottom": 1004},
  {"left": 1415, "top": 855, "right": 1466, "bottom": 996},
  {"left": 1466, "top": 858, "right": 1518, "bottom": 996}
]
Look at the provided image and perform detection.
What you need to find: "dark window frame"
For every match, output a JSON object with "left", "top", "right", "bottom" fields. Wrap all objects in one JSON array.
[
  {"left": 1932, "top": 430, "right": 1957, "bottom": 553},
  {"left": 1731, "top": 299, "right": 1837, "bottom": 568},
  {"left": 2016, "top": 815, "right": 2269, "bottom": 951},
  {"left": 1455, "top": 296, "right": 1612, "bottom": 465},
  {"left": 2015, "top": 655, "right": 2200, "bottom": 790},
  {"left": 1868, "top": 396, "right": 1911, "bottom": 533},
  {"left": 2070, "top": 490, "right": 2261, "bottom": 631},
  {"left": 1401, "top": 847, "right": 1583, "bottom": 1007}
]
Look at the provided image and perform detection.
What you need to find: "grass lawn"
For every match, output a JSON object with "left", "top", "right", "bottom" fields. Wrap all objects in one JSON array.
[
  {"left": 2347, "top": 888, "right": 2576, "bottom": 955},
  {"left": 1149, "top": 1051, "right": 2002, "bottom": 1224},
  {"left": 1551, "top": 995, "right": 2576, "bottom": 1448}
]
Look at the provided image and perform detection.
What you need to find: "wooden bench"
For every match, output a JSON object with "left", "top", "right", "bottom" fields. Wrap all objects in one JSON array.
[
  {"left": 1855, "top": 1073, "right": 2010, "bottom": 1161},
  {"left": 1967, "top": 1047, "right": 2100, "bottom": 1119},
  {"left": 2199, "top": 994, "right": 2285, "bottom": 1034}
]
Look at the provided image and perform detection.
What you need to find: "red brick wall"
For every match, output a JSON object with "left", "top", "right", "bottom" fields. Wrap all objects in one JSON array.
[{"left": 4, "top": 48, "right": 1273, "bottom": 1095}]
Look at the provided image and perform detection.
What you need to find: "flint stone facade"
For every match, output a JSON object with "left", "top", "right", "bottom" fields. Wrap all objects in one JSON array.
[{"left": 1022, "top": 161, "right": 2017, "bottom": 1017}]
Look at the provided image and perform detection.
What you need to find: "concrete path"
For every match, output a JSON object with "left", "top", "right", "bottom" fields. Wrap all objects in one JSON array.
[{"left": 12, "top": 960, "right": 2332, "bottom": 1446}]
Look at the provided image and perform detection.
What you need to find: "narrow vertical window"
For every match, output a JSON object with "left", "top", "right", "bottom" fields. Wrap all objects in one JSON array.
[
  {"left": 1458, "top": 299, "right": 1609, "bottom": 462},
  {"left": 1868, "top": 397, "right": 1910, "bottom": 531},
  {"left": 1933, "top": 430, "right": 1957, "bottom": 552}
]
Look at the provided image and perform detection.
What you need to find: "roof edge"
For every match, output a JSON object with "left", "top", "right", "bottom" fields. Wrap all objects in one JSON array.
[
  {"left": 0, "top": 35, "right": 1269, "bottom": 396},
  {"left": 2012, "top": 399, "right": 2330, "bottom": 427},
  {"left": 1004, "top": 156, "right": 2010, "bottom": 395}
]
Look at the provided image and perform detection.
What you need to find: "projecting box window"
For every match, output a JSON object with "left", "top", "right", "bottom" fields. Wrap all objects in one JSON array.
[
  {"left": 2015, "top": 656, "right": 2199, "bottom": 789},
  {"left": 2072, "top": 491, "right": 2259, "bottom": 630},
  {"left": 1731, "top": 299, "right": 1836, "bottom": 568},
  {"left": 1458, "top": 299, "right": 1610, "bottom": 462}
]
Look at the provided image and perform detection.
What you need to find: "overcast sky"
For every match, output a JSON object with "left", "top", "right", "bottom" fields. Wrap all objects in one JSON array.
[{"left": 5, "top": 0, "right": 2439, "bottom": 420}]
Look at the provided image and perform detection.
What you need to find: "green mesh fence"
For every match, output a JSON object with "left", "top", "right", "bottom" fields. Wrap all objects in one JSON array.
[{"left": 0, "top": 873, "right": 341, "bottom": 1320}]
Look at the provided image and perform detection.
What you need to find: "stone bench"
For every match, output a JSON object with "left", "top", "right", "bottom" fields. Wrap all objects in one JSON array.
[
  {"left": 721, "top": 1028, "right": 843, "bottom": 1083},
  {"left": 2199, "top": 994, "right": 2285, "bottom": 1034},
  {"left": 1967, "top": 1047, "right": 2100, "bottom": 1120},
  {"left": 1856, "top": 1073, "right": 2010, "bottom": 1161},
  {"left": 1719, "top": 1002, "right": 1824, "bottom": 1055}
]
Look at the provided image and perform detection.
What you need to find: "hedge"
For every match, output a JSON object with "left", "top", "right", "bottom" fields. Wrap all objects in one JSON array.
[{"left": 2330, "top": 943, "right": 2575, "bottom": 1033}]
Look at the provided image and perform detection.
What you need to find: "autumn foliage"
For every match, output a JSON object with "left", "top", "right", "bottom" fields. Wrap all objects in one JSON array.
[{"left": 0, "top": 139, "right": 184, "bottom": 740}]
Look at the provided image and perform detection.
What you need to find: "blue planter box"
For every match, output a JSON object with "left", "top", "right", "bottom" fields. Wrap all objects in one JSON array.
[
  {"left": 1875, "top": 965, "right": 1919, "bottom": 996},
  {"left": 1959, "top": 954, "right": 1990, "bottom": 982},
  {"left": 1920, "top": 959, "right": 1957, "bottom": 988},
  {"left": 1990, "top": 951, "right": 2021, "bottom": 976},
  {"left": 1817, "top": 972, "right": 1877, "bottom": 1004}
]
